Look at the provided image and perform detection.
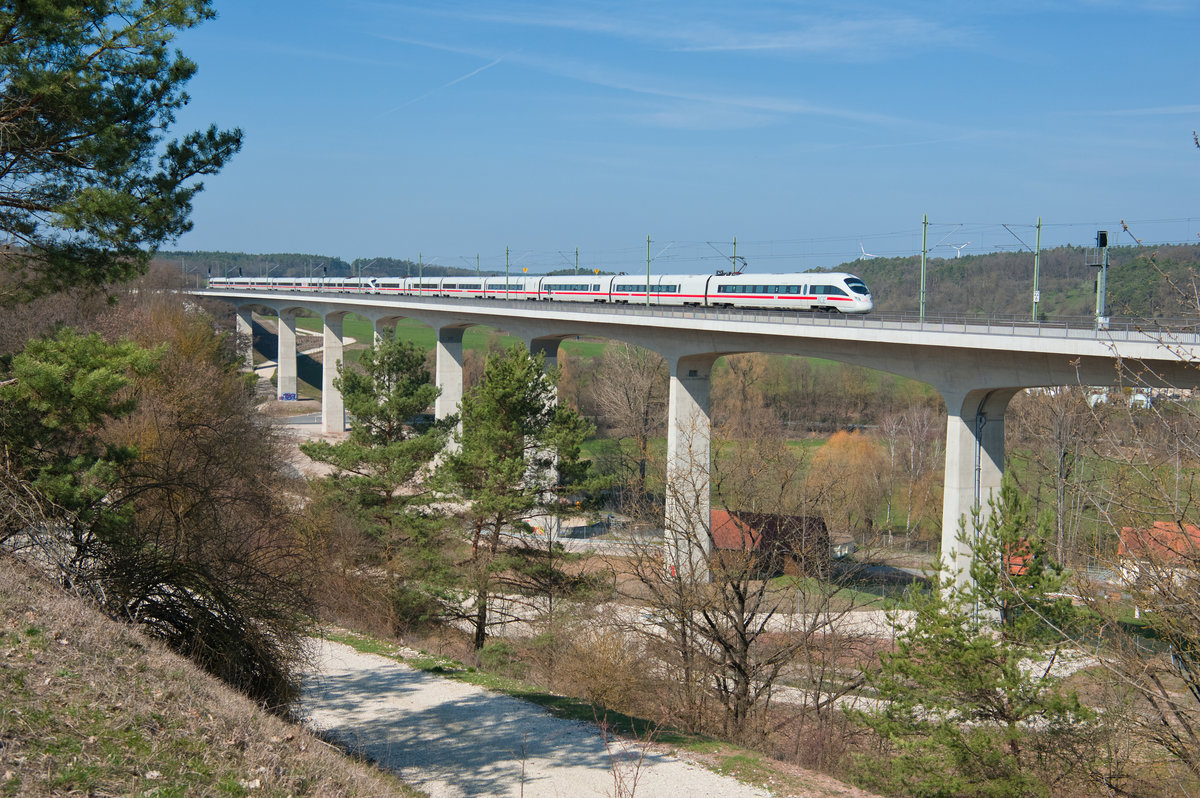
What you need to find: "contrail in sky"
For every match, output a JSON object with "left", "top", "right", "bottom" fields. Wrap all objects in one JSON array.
[{"left": 384, "top": 54, "right": 508, "bottom": 115}]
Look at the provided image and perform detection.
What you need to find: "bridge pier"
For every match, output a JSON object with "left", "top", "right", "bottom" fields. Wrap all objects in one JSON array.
[
  {"left": 938, "top": 387, "right": 1019, "bottom": 590},
  {"left": 665, "top": 353, "right": 719, "bottom": 581},
  {"left": 435, "top": 326, "right": 466, "bottom": 424},
  {"left": 276, "top": 310, "right": 298, "bottom": 400},
  {"left": 321, "top": 312, "right": 346, "bottom": 433},
  {"left": 235, "top": 308, "right": 254, "bottom": 371},
  {"left": 529, "top": 337, "right": 559, "bottom": 376}
]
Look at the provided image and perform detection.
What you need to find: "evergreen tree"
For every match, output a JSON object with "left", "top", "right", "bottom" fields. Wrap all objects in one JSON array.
[
  {"left": 0, "top": 328, "right": 162, "bottom": 552},
  {"left": 0, "top": 1, "right": 242, "bottom": 304},
  {"left": 856, "top": 476, "right": 1094, "bottom": 797},
  {"left": 300, "top": 340, "right": 452, "bottom": 565},
  {"left": 1, "top": 315, "right": 313, "bottom": 708},
  {"left": 436, "top": 344, "right": 606, "bottom": 650}
]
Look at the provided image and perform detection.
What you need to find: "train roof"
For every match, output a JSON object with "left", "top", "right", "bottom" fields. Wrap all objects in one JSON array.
[{"left": 709, "top": 271, "right": 861, "bottom": 279}]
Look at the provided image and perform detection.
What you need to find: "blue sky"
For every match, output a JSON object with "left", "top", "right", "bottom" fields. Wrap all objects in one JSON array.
[{"left": 171, "top": 1, "right": 1200, "bottom": 274}]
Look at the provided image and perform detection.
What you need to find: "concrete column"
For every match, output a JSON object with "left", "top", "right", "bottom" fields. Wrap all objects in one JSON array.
[
  {"left": 529, "top": 337, "right": 559, "bottom": 377},
  {"left": 435, "top": 326, "right": 466, "bottom": 422},
  {"left": 321, "top": 312, "right": 345, "bottom": 433},
  {"left": 665, "top": 354, "right": 719, "bottom": 581},
  {"left": 276, "top": 310, "right": 298, "bottom": 400},
  {"left": 939, "top": 387, "right": 1018, "bottom": 589},
  {"left": 235, "top": 308, "right": 254, "bottom": 371}
]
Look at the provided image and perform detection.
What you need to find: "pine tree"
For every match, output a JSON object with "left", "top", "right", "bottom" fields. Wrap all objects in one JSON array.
[
  {"left": 856, "top": 475, "right": 1094, "bottom": 797},
  {"left": 0, "top": 1, "right": 242, "bottom": 304},
  {"left": 436, "top": 344, "right": 607, "bottom": 650},
  {"left": 301, "top": 339, "right": 452, "bottom": 563}
]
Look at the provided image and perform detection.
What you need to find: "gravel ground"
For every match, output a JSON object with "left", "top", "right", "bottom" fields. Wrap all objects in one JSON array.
[{"left": 300, "top": 638, "right": 772, "bottom": 798}]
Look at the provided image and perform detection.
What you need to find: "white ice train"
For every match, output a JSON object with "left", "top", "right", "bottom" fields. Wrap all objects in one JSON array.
[{"left": 209, "top": 271, "right": 873, "bottom": 314}]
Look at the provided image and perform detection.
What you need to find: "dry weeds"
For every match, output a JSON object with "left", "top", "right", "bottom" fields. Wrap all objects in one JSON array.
[{"left": 0, "top": 553, "right": 423, "bottom": 797}]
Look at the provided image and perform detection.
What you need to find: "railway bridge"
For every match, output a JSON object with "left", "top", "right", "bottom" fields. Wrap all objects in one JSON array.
[{"left": 194, "top": 287, "right": 1200, "bottom": 585}]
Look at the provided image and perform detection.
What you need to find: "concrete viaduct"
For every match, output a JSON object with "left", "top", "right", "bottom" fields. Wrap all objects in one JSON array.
[{"left": 197, "top": 288, "right": 1200, "bottom": 585}]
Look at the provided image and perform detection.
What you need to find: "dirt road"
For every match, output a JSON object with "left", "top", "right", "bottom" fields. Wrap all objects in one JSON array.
[{"left": 300, "top": 638, "right": 771, "bottom": 798}]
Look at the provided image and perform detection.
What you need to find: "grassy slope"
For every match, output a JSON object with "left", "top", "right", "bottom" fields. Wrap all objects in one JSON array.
[{"left": 0, "top": 554, "right": 423, "bottom": 798}]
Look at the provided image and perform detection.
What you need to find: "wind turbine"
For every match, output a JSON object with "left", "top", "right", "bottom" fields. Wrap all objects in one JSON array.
[
  {"left": 949, "top": 241, "right": 971, "bottom": 258},
  {"left": 858, "top": 243, "right": 878, "bottom": 260}
]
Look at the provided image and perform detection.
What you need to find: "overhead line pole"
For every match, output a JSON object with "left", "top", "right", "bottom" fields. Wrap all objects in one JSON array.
[
  {"left": 1032, "top": 217, "right": 1042, "bottom": 321},
  {"left": 920, "top": 214, "right": 928, "bottom": 323},
  {"left": 646, "top": 235, "right": 651, "bottom": 307}
]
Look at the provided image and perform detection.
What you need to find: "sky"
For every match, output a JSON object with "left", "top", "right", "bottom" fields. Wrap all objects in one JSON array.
[{"left": 170, "top": 1, "right": 1200, "bottom": 275}]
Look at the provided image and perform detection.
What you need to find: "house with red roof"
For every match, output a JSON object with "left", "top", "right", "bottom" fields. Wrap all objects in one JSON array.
[
  {"left": 709, "top": 510, "right": 830, "bottom": 578},
  {"left": 1118, "top": 521, "right": 1200, "bottom": 586}
]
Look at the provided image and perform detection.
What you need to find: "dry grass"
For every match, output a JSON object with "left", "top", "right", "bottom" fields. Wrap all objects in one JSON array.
[
  {"left": 256, "top": 397, "right": 322, "bottom": 418},
  {"left": 0, "top": 554, "right": 424, "bottom": 798}
]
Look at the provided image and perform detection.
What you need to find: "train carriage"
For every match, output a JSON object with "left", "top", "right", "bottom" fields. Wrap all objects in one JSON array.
[{"left": 208, "top": 269, "right": 872, "bottom": 313}]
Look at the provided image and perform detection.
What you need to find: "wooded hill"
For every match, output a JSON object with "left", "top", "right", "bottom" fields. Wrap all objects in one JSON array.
[
  {"left": 162, "top": 243, "right": 1200, "bottom": 321},
  {"left": 850, "top": 242, "right": 1200, "bottom": 320}
]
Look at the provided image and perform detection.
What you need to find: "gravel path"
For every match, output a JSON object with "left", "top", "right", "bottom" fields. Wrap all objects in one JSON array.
[{"left": 300, "top": 638, "right": 772, "bottom": 798}]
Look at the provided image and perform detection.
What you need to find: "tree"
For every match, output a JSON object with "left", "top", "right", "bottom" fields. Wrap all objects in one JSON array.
[
  {"left": 1, "top": 300, "right": 314, "bottom": 709},
  {"left": 300, "top": 339, "right": 451, "bottom": 566},
  {"left": 856, "top": 478, "right": 1098, "bottom": 797},
  {"left": 0, "top": 328, "right": 161, "bottom": 557},
  {"left": 1069, "top": 367, "right": 1200, "bottom": 783},
  {"left": 877, "top": 404, "right": 943, "bottom": 543},
  {"left": 0, "top": 1, "right": 242, "bottom": 305},
  {"left": 102, "top": 299, "right": 314, "bottom": 708},
  {"left": 1007, "top": 388, "right": 1092, "bottom": 564},
  {"left": 712, "top": 353, "right": 772, "bottom": 438},
  {"left": 590, "top": 342, "right": 667, "bottom": 509},
  {"left": 436, "top": 344, "right": 604, "bottom": 650},
  {"left": 807, "top": 430, "right": 887, "bottom": 542},
  {"left": 623, "top": 420, "right": 870, "bottom": 743}
]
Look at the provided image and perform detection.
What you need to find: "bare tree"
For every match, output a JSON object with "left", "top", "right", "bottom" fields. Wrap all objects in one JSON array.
[
  {"left": 591, "top": 342, "right": 668, "bottom": 509},
  {"left": 1008, "top": 387, "right": 1094, "bottom": 564},
  {"left": 620, "top": 418, "right": 874, "bottom": 743}
]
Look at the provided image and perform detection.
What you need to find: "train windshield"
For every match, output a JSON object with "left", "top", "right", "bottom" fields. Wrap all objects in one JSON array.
[{"left": 845, "top": 277, "right": 870, "bottom": 295}]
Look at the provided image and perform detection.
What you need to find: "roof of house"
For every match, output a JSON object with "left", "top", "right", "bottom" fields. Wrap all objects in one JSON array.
[
  {"left": 1118, "top": 521, "right": 1200, "bottom": 562},
  {"left": 710, "top": 510, "right": 827, "bottom": 552}
]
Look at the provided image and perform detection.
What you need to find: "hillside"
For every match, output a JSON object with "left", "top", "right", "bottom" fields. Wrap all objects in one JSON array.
[
  {"left": 0, "top": 553, "right": 421, "bottom": 798},
  {"left": 850, "top": 243, "right": 1200, "bottom": 320}
]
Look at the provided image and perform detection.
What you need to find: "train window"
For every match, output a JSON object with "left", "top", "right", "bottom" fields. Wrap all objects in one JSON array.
[
  {"left": 845, "top": 278, "right": 870, "bottom": 295},
  {"left": 593, "top": 284, "right": 601, "bottom": 291},
  {"left": 660, "top": 285, "right": 678, "bottom": 293},
  {"left": 615, "top": 284, "right": 647, "bottom": 293}
]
